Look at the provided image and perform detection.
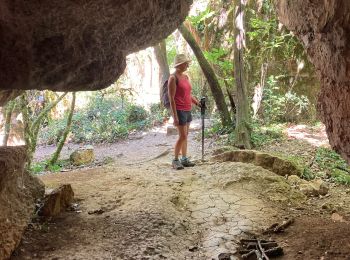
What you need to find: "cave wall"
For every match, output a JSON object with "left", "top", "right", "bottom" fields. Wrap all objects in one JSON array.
[
  {"left": 0, "top": 146, "right": 45, "bottom": 259},
  {"left": 277, "top": 0, "right": 350, "bottom": 163},
  {"left": 0, "top": 0, "right": 192, "bottom": 104}
]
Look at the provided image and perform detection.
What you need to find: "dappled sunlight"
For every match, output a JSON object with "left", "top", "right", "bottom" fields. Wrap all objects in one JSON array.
[{"left": 286, "top": 124, "right": 329, "bottom": 147}]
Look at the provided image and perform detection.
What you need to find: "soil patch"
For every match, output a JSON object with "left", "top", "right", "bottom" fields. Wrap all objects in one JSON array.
[{"left": 272, "top": 215, "right": 350, "bottom": 259}]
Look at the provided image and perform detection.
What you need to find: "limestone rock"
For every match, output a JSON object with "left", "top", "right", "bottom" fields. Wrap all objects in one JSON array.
[
  {"left": 211, "top": 150, "right": 301, "bottom": 177},
  {"left": 276, "top": 1, "right": 350, "bottom": 163},
  {"left": 255, "top": 152, "right": 276, "bottom": 169},
  {"left": 263, "top": 176, "right": 307, "bottom": 205},
  {"left": 310, "top": 179, "right": 329, "bottom": 196},
  {"left": 70, "top": 145, "right": 95, "bottom": 165},
  {"left": 0, "top": 146, "right": 45, "bottom": 260},
  {"left": 287, "top": 175, "right": 308, "bottom": 186},
  {"left": 299, "top": 179, "right": 329, "bottom": 197},
  {"left": 0, "top": 0, "right": 192, "bottom": 105},
  {"left": 272, "top": 157, "right": 300, "bottom": 177},
  {"left": 39, "top": 184, "right": 74, "bottom": 217},
  {"left": 232, "top": 150, "right": 256, "bottom": 163},
  {"left": 321, "top": 202, "right": 336, "bottom": 212}
]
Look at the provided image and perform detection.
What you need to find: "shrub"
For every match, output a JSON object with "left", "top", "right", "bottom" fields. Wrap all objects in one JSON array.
[
  {"left": 262, "top": 75, "right": 310, "bottom": 123},
  {"left": 126, "top": 104, "right": 148, "bottom": 123},
  {"left": 39, "top": 93, "right": 165, "bottom": 144},
  {"left": 250, "top": 122, "right": 286, "bottom": 147}
]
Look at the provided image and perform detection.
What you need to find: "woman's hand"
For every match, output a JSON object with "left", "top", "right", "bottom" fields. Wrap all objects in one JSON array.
[{"left": 173, "top": 117, "right": 179, "bottom": 126}]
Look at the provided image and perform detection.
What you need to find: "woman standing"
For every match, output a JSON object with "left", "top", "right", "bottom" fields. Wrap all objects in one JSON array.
[{"left": 168, "top": 54, "right": 200, "bottom": 170}]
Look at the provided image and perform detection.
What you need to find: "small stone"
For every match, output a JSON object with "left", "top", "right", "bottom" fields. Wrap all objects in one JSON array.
[
  {"left": 300, "top": 179, "right": 329, "bottom": 197},
  {"left": 39, "top": 184, "right": 74, "bottom": 217},
  {"left": 70, "top": 145, "right": 95, "bottom": 165}
]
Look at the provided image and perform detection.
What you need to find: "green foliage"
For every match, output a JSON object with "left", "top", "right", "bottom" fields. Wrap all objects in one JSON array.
[
  {"left": 301, "top": 167, "right": 315, "bottom": 181},
  {"left": 244, "top": 1, "right": 318, "bottom": 124},
  {"left": 331, "top": 170, "right": 350, "bottom": 185},
  {"left": 40, "top": 92, "right": 164, "bottom": 144},
  {"left": 126, "top": 104, "right": 148, "bottom": 123},
  {"left": 205, "top": 117, "right": 232, "bottom": 138},
  {"left": 286, "top": 147, "right": 350, "bottom": 184},
  {"left": 204, "top": 48, "right": 233, "bottom": 81},
  {"left": 188, "top": 7, "right": 215, "bottom": 32},
  {"left": 250, "top": 122, "right": 286, "bottom": 147},
  {"left": 149, "top": 103, "right": 168, "bottom": 124},
  {"left": 314, "top": 147, "right": 350, "bottom": 184},
  {"left": 71, "top": 93, "right": 129, "bottom": 143},
  {"left": 262, "top": 76, "right": 310, "bottom": 123},
  {"left": 31, "top": 159, "right": 69, "bottom": 174},
  {"left": 165, "top": 35, "right": 177, "bottom": 67},
  {"left": 39, "top": 119, "right": 67, "bottom": 145}
]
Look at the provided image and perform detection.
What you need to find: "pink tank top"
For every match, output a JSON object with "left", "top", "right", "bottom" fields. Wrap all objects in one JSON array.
[{"left": 174, "top": 75, "right": 192, "bottom": 111}]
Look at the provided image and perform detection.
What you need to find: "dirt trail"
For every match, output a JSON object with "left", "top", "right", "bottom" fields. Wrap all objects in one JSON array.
[{"left": 12, "top": 121, "right": 350, "bottom": 259}]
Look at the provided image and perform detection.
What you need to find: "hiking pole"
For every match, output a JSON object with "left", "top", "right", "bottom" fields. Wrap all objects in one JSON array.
[{"left": 200, "top": 97, "right": 206, "bottom": 162}]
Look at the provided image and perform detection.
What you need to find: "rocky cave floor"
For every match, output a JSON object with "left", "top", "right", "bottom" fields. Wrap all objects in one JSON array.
[{"left": 11, "top": 120, "right": 350, "bottom": 260}]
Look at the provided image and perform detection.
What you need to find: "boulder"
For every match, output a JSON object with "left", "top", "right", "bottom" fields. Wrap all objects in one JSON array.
[
  {"left": 255, "top": 152, "right": 276, "bottom": 169},
  {"left": 70, "top": 145, "right": 95, "bottom": 165},
  {"left": 287, "top": 175, "right": 308, "bottom": 186},
  {"left": 39, "top": 184, "right": 74, "bottom": 217},
  {"left": 0, "top": 1, "right": 192, "bottom": 105},
  {"left": 232, "top": 150, "right": 256, "bottom": 163},
  {"left": 211, "top": 150, "right": 302, "bottom": 177},
  {"left": 299, "top": 179, "right": 329, "bottom": 197},
  {"left": 272, "top": 157, "right": 300, "bottom": 177},
  {"left": 0, "top": 146, "right": 45, "bottom": 260}
]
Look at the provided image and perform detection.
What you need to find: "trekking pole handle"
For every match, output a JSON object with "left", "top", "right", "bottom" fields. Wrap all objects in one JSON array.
[{"left": 200, "top": 97, "right": 206, "bottom": 115}]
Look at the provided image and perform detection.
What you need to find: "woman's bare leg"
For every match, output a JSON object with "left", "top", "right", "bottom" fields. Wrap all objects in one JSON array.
[
  {"left": 175, "top": 125, "right": 187, "bottom": 160},
  {"left": 181, "top": 123, "right": 190, "bottom": 157}
]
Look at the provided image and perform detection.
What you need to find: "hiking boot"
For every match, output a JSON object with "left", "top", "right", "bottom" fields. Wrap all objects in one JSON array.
[
  {"left": 181, "top": 157, "right": 195, "bottom": 167},
  {"left": 172, "top": 159, "right": 184, "bottom": 170}
]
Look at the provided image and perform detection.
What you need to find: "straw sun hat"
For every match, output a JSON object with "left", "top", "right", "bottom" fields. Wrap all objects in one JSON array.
[{"left": 174, "top": 54, "right": 191, "bottom": 67}]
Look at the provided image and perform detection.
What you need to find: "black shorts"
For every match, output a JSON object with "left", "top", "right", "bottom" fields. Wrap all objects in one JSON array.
[{"left": 177, "top": 110, "right": 192, "bottom": 125}]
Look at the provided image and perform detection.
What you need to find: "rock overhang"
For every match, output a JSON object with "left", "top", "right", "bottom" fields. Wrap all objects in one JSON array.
[
  {"left": 276, "top": 0, "right": 350, "bottom": 163},
  {"left": 0, "top": 0, "right": 193, "bottom": 104}
]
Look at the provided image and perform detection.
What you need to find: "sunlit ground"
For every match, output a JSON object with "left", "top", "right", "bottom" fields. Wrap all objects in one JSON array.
[{"left": 286, "top": 124, "right": 329, "bottom": 147}]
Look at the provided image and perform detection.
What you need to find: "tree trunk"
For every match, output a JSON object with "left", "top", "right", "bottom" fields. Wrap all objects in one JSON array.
[
  {"left": 2, "top": 100, "right": 15, "bottom": 146},
  {"left": 47, "top": 92, "right": 76, "bottom": 167},
  {"left": 252, "top": 63, "right": 268, "bottom": 118},
  {"left": 178, "top": 24, "right": 232, "bottom": 127},
  {"left": 154, "top": 40, "right": 170, "bottom": 85},
  {"left": 20, "top": 91, "right": 68, "bottom": 167},
  {"left": 224, "top": 80, "right": 236, "bottom": 119},
  {"left": 233, "top": 0, "right": 252, "bottom": 149}
]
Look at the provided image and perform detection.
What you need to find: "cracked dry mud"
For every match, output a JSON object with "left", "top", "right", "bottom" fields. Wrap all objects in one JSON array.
[{"left": 11, "top": 121, "right": 350, "bottom": 259}]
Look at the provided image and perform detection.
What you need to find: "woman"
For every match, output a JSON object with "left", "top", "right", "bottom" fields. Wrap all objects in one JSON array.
[{"left": 168, "top": 54, "right": 200, "bottom": 170}]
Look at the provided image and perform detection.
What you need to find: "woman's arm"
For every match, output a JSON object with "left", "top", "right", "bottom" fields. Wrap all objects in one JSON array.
[
  {"left": 168, "top": 75, "right": 179, "bottom": 126},
  {"left": 191, "top": 96, "right": 200, "bottom": 107}
]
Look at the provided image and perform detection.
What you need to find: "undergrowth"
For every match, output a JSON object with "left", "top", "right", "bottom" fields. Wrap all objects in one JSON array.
[
  {"left": 30, "top": 159, "right": 70, "bottom": 174},
  {"left": 39, "top": 94, "right": 165, "bottom": 145},
  {"left": 207, "top": 121, "right": 350, "bottom": 185},
  {"left": 314, "top": 147, "right": 350, "bottom": 185}
]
